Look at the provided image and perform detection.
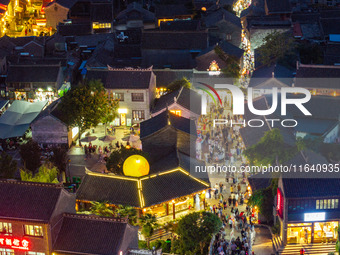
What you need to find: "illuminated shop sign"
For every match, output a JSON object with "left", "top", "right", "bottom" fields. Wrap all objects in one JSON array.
[
  {"left": 0, "top": 236, "right": 30, "bottom": 250},
  {"left": 276, "top": 188, "right": 284, "bottom": 219},
  {"left": 304, "top": 212, "right": 326, "bottom": 222}
]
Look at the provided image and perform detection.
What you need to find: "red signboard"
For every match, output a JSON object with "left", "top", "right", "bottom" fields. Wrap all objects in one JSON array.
[
  {"left": 0, "top": 236, "right": 30, "bottom": 250},
  {"left": 277, "top": 188, "right": 284, "bottom": 219}
]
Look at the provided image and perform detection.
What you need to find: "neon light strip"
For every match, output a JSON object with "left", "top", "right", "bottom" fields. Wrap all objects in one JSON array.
[{"left": 197, "top": 82, "right": 223, "bottom": 106}]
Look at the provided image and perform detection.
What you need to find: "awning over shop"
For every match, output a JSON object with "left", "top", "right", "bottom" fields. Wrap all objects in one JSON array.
[{"left": 0, "top": 100, "right": 47, "bottom": 139}]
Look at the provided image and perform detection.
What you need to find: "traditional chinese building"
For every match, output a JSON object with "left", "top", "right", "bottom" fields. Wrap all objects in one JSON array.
[
  {"left": 0, "top": 180, "right": 76, "bottom": 255},
  {"left": 0, "top": 180, "right": 139, "bottom": 255}
]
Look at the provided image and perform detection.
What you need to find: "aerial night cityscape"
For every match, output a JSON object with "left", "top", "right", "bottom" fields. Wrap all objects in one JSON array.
[{"left": 0, "top": 0, "right": 340, "bottom": 254}]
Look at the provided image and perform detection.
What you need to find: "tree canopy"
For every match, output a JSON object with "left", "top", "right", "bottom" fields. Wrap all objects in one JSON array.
[
  {"left": 20, "top": 162, "right": 59, "bottom": 183},
  {"left": 139, "top": 213, "right": 158, "bottom": 248},
  {"left": 244, "top": 128, "right": 296, "bottom": 166},
  {"left": 59, "top": 79, "right": 118, "bottom": 143},
  {"left": 167, "top": 78, "right": 191, "bottom": 92},
  {"left": 214, "top": 46, "right": 240, "bottom": 78},
  {"left": 89, "top": 201, "right": 115, "bottom": 217},
  {"left": 19, "top": 139, "right": 41, "bottom": 173},
  {"left": 0, "top": 151, "right": 17, "bottom": 179},
  {"left": 106, "top": 146, "right": 149, "bottom": 175},
  {"left": 257, "top": 31, "right": 295, "bottom": 66},
  {"left": 174, "top": 212, "right": 222, "bottom": 255}
]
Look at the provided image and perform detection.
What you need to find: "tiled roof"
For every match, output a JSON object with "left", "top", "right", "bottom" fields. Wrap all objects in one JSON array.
[
  {"left": 86, "top": 68, "right": 153, "bottom": 89},
  {"left": 53, "top": 214, "right": 138, "bottom": 255},
  {"left": 141, "top": 170, "right": 208, "bottom": 207},
  {"left": 91, "top": 2, "right": 113, "bottom": 22},
  {"left": 6, "top": 65, "right": 61, "bottom": 83},
  {"left": 46, "top": 0, "right": 78, "bottom": 9},
  {"left": 295, "top": 65, "right": 340, "bottom": 89},
  {"left": 155, "top": 4, "right": 192, "bottom": 18},
  {"left": 320, "top": 18, "right": 340, "bottom": 36},
  {"left": 154, "top": 69, "right": 193, "bottom": 87},
  {"left": 249, "top": 63, "right": 294, "bottom": 88},
  {"left": 0, "top": 180, "right": 72, "bottom": 222},
  {"left": 116, "top": 2, "right": 155, "bottom": 22},
  {"left": 248, "top": 173, "right": 272, "bottom": 191},
  {"left": 204, "top": 8, "right": 241, "bottom": 28},
  {"left": 141, "top": 31, "right": 208, "bottom": 50},
  {"left": 140, "top": 110, "right": 195, "bottom": 139},
  {"left": 265, "top": 0, "right": 291, "bottom": 14},
  {"left": 283, "top": 178, "right": 340, "bottom": 198},
  {"left": 77, "top": 170, "right": 208, "bottom": 208},
  {"left": 152, "top": 87, "right": 202, "bottom": 115},
  {"left": 58, "top": 23, "right": 92, "bottom": 36},
  {"left": 160, "top": 20, "right": 201, "bottom": 31},
  {"left": 265, "top": 95, "right": 340, "bottom": 121},
  {"left": 77, "top": 174, "right": 140, "bottom": 207}
]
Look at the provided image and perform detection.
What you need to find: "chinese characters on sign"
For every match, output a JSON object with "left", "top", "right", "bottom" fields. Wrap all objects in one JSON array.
[
  {"left": 277, "top": 188, "right": 284, "bottom": 219},
  {"left": 0, "top": 236, "right": 30, "bottom": 250}
]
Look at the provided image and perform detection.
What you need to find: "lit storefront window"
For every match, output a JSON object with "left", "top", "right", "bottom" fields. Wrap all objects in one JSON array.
[
  {"left": 92, "top": 22, "right": 111, "bottom": 29},
  {"left": 0, "top": 249, "right": 14, "bottom": 255},
  {"left": 314, "top": 221, "right": 338, "bottom": 243},
  {"left": 287, "top": 224, "right": 312, "bottom": 244}
]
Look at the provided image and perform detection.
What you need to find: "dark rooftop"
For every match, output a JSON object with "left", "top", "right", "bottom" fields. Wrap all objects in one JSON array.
[
  {"left": 152, "top": 87, "right": 202, "bottom": 116},
  {"left": 53, "top": 214, "right": 138, "bottom": 255},
  {"left": 77, "top": 169, "right": 208, "bottom": 208},
  {"left": 86, "top": 68, "right": 153, "bottom": 89},
  {"left": 283, "top": 178, "right": 340, "bottom": 198},
  {"left": 6, "top": 65, "right": 61, "bottom": 83},
  {"left": 77, "top": 173, "right": 140, "bottom": 207},
  {"left": 0, "top": 180, "right": 73, "bottom": 222},
  {"left": 141, "top": 31, "right": 208, "bottom": 50},
  {"left": 160, "top": 20, "right": 201, "bottom": 31},
  {"left": 140, "top": 110, "right": 196, "bottom": 139},
  {"left": 295, "top": 64, "right": 340, "bottom": 89},
  {"left": 204, "top": 8, "right": 241, "bottom": 28},
  {"left": 155, "top": 4, "right": 192, "bottom": 18},
  {"left": 265, "top": 0, "right": 291, "bottom": 14}
]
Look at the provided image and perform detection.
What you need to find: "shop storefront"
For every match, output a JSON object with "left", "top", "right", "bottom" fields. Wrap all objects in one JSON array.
[
  {"left": 287, "top": 221, "right": 338, "bottom": 244},
  {"left": 277, "top": 178, "right": 340, "bottom": 246}
]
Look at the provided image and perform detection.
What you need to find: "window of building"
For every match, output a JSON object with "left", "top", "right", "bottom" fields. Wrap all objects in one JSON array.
[
  {"left": 226, "top": 34, "right": 232, "bottom": 41},
  {"left": 27, "top": 252, "right": 45, "bottom": 255},
  {"left": 170, "top": 110, "right": 181, "bottom": 117},
  {"left": 316, "top": 199, "right": 338, "bottom": 210},
  {"left": 0, "top": 223, "right": 12, "bottom": 235},
  {"left": 24, "top": 225, "right": 43, "bottom": 237},
  {"left": 113, "top": 92, "right": 124, "bottom": 101},
  {"left": 92, "top": 22, "right": 111, "bottom": 29},
  {"left": 0, "top": 249, "right": 14, "bottom": 255},
  {"left": 132, "top": 110, "right": 145, "bottom": 120},
  {"left": 131, "top": 93, "right": 144, "bottom": 102}
]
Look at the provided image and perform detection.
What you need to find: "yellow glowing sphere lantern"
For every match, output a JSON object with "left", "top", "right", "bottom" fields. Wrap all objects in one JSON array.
[{"left": 123, "top": 155, "right": 149, "bottom": 177}]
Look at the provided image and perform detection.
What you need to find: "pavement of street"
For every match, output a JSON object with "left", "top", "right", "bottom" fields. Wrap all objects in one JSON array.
[{"left": 68, "top": 125, "right": 139, "bottom": 178}]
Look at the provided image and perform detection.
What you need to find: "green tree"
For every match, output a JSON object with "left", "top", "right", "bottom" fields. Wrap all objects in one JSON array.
[
  {"left": 49, "top": 146, "right": 69, "bottom": 173},
  {"left": 167, "top": 78, "right": 191, "bottom": 92},
  {"left": 102, "top": 97, "right": 119, "bottom": 136},
  {"left": 115, "top": 204, "right": 137, "bottom": 225},
  {"left": 106, "top": 146, "right": 149, "bottom": 175},
  {"left": 20, "top": 162, "right": 59, "bottom": 183},
  {"left": 0, "top": 151, "right": 17, "bottom": 178},
  {"left": 90, "top": 201, "right": 115, "bottom": 217},
  {"left": 244, "top": 128, "right": 296, "bottom": 166},
  {"left": 214, "top": 46, "right": 241, "bottom": 78},
  {"left": 139, "top": 213, "right": 158, "bottom": 248},
  {"left": 175, "top": 212, "right": 222, "bottom": 255},
  {"left": 257, "top": 31, "right": 295, "bottom": 66},
  {"left": 19, "top": 139, "right": 41, "bottom": 173},
  {"left": 59, "top": 79, "right": 114, "bottom": 145}
]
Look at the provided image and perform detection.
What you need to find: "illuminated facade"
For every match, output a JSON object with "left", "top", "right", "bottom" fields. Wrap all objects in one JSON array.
[
  {"left": 277, "top": 177, "right": 340, "bottom": 245},
  {"left": 76, "top": 169, "right": 209, "bottom": 221}
]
